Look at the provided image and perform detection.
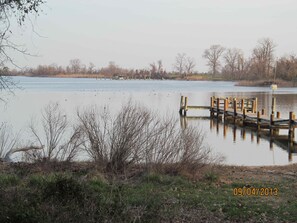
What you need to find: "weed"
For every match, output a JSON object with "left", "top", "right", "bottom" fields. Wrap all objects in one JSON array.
[
  {"left": 42, "top": 175, "right": 84, "bottom": 203},
  {"left": 204, "top": 172, "right": 219, "bottom": 183},
  {"left": 0, "top": 174, "right": 20, "bottom": 186}
]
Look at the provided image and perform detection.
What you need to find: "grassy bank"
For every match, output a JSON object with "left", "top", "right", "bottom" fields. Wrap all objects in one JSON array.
[{"left": 0, "top": 162, "right": 296, "bottom": 223}]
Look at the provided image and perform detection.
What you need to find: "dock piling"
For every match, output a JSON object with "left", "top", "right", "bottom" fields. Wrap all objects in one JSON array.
[
  {"left": 224, "top": 98, "right": 228, "bottom": 120},
  {"left": 270, "top": 113, "right": 274, "bottom": 135},
  {"left": 210, "top": 97, "right": 214, "bottom": 117},
  {"left": 257, "top": 111, "right": 260, "bottom": 130},
  {"left": 216, "top": 98, "right": 220, "bottom": 118},
  {"left": 233, "top": 98, "right": 237, "bottom": 123},
  {"left": 184, "top": 96, "right": 188, "bottom": 116},
  {"left": 289, "top": 112, "right": 295, "bottom": 141},
  {"left": 179, "top": 96, "right": 184, "bottom": 115},
  {"left": 271, "top": 97, "right": 276, "bottom": 115}
]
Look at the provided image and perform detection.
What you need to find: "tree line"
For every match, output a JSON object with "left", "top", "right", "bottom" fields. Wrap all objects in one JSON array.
[
  {"left": 3, "top": 37, "right": 297, "bottom": 82},
  {"left": 203, "top": 38, "right": 297, "bottom": 81},
  {"left": 11, "top": 60, "right": 171, "bottom": 80}
]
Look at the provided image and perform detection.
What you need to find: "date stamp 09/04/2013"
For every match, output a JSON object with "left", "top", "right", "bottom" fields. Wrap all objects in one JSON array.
[{"left": 233, "top": 187, "right": 279, "bottom": 196}]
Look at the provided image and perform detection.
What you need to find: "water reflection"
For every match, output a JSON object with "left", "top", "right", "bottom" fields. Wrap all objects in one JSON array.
[{"left": 181, "top": 115, "right": 297, "bottom": 163}]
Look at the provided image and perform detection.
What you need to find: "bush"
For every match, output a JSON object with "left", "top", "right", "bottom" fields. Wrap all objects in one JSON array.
[
  {"left": 78, "top": 102, "right": 213, "bottom": 176},
  {"left": 43, "top": 175, "right": 84, "bottom": 203},
  {"left": 25, "top": 103, "right": 83, "bottom": 162}
]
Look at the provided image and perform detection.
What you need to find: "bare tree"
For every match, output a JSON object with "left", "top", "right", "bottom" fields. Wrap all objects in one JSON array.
[
  {"left": 0, "top": 0, "right": 45, "bottom": 92},
  {"left": 149, "top": 60, "right": 164, "bottom": 79},
  {"left": 223, "top": 48, "right": 244, "bottom": 79},
  {"left": 150, "top": 60, "right": 163, "bottom": 73},
  {"left": 276, "top": 55, "right": 297, "bottom": 81},
  {"left": 69, "top": 59, "right": 82, "bottom": 74},
  {"left": 251, "top": 38, "right": 276, "bottom": 79},
  {"left": 174, "top": 53, "right": 186, "bottom": 78},
  {"left": 27, "top": 103, "right": 83, "bottom": 162},
  {"left": 203, "top": 45, "right": 225, "bottom": 77},
  {"left": 88, "top": 62, "right": 96, "bottom": 74},
  {"left": 184, "top": 57, "right": 196, "bottom": 78}
]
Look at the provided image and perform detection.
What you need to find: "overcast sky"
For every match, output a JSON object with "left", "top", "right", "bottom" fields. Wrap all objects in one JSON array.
[{"left": 10, "top": 0, "right": 297, "bottom": 72}]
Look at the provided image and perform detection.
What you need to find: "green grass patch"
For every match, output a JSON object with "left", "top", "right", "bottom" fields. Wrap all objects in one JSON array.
[
  {"left": 0, "top": 169, "right": 296, "bottom": 222},
  {"left": 0, "top": 174, "right": 20, "bottom": 186}
]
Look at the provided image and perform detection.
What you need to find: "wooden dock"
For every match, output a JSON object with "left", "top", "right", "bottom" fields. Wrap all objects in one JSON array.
[{"left": 179, "top": 95, "right": 297, "bottom": 141}]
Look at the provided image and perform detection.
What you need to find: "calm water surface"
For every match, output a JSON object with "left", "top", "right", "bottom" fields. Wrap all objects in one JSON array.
[{"left": 2, "top": 76, "right": 297, "bottom": 166}]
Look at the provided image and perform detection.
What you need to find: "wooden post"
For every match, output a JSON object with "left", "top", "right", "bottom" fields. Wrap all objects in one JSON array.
[
  {"left": 210, "top": 97, "right": 214, "bottom": 117},
  {"left": 233, "top": 98, "right": 237, "bottom": 123},
  {"left": 227, "top": 97, "right": 231, "bottom": 108},
  {"left": 184, "top": 96, "right": 188, "bottom": 116},
  {"left": 243, "top": 108, "right": 246, "bottom": 126},
  {"left": 293, "top": 113, "right": 296, "bottom": 139},
  {"left": 224, "top": 98, "right": 228, "bottom": 121},
  {"left": 270, "top": 113, "right": 274, "bottom": 135},
  {"left": 241, "top": 99, "right": 244, "bottom": 111},
  {"left": 179, "top": 96, "right": 184, "bottom": 115},
  {"left": 261, "top": 109, "right": 265, "bottom": 116},
  {"left": 274, "top": 111, "right": 281, "bottom": 135},
  {"left": 257, "top": 111, "right": 260, "bottom": 130},
  {"left": 254, "top": 98, "right": 258, "bottom": 113},
  {"left": 216, "top": 98, "right": 220, "bottom": 118},
  {"left": 271, "top": 97, "right": 276, "bottom": 116},
  {"left": 289, "top": 112, "right": 295, "bottom": 141}
]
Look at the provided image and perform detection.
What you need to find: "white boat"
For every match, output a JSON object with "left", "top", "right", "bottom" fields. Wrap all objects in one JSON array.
[{"left": 271, "top": 84, "right": 277, "bottom": 90}]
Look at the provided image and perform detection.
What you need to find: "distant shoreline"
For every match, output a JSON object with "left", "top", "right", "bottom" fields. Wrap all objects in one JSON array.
[{"left": 9, "top": 74, "right": 297, "bottom": 88}]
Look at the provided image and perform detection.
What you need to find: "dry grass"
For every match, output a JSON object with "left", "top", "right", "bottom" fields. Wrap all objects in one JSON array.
[{"left": 53, "top": 73, "right": 105, "bottom": 78}]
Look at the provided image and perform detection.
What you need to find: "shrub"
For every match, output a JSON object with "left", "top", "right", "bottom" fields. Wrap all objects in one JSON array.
[
  {"left": 25, "top": 103, "right": 83, "bottom": 162},
  {"left": 78, "top": 102, "right": 214, "bottom": 176}
]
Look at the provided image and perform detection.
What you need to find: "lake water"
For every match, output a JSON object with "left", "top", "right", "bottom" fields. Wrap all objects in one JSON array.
[{"left": 2, "top": 76, "right": 297, "bottom": 166}]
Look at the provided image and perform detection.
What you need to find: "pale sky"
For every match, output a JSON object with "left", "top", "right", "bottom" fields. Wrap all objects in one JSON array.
[{"left": 9, "top": 0, "right": 297, "bottom": 72}]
